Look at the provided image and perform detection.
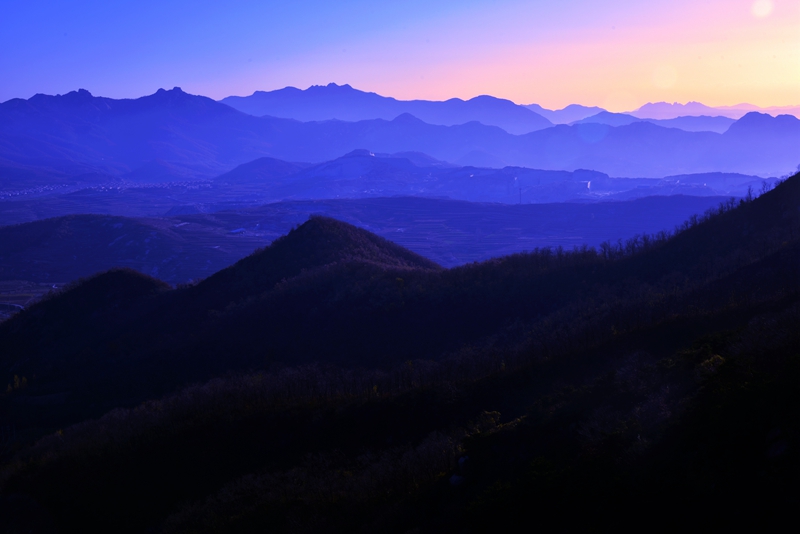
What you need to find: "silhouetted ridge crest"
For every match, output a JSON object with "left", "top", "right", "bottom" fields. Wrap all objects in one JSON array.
[
  {"left": 42, "top": 268, "right": 168, "bottom": 308},
  {"left": 196, "top": 216, "right": 441, "bottom": 302},
  {"left": 1, "top": 268, "right": 168, "bottom": 339},
  {"left": 617, "top": 172, "right": 800, "bottom": 281},
  {"left": 698, "top": 171, "right": 799, "bottom": 237}
]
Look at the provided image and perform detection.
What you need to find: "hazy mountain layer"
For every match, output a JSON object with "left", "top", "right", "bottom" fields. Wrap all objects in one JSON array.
[
  {"left": 219, "top": 85, "right": 799, "bottom": 127},
  {"left": 631, "top": 100, "right": 800, "bottom": 120},
  {"left": 631, "top": 101, "right": 745, "bottom": 119},
  {"left": 3, "top": 88, "right": 799, "bottom": 180},
  {"left": 0, "top": 195, "right": 732, "bottom": 300},
  {"left": 221, "top": 83, "right": 553, "bottom": 135},
  {"left": 523, "top": 103, "right": 606, "bottom": 124},
  {"left": 0, "top": 149, "right": 772, "bottom": 235},
  {"left": 576, "top": 111, "right": 736, "bottom": 133},
  {"left": 0, "top": 214, "right": 268, "bottom": 283},
  {"left": 209, "top": 151, "right": 772, "bottom": 203}
]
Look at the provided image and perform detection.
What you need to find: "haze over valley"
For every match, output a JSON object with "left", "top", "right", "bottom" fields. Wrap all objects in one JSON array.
[{"left": 1, "top": 84, "right": 786, "bottom": 294}]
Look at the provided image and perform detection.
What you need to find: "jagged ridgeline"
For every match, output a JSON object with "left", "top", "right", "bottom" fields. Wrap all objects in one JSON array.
[{"left": 1, "top": 177, "right": 799, "bottom": 532}]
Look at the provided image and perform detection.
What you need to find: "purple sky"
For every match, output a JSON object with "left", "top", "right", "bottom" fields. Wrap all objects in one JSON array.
[{"left": 2, "top": 0, "right": 798, "bottom": 110}]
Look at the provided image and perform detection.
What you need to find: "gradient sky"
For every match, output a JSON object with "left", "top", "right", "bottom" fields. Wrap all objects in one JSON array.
[{"left": 2, "top": 0, "right": 798, "bottom": 110}]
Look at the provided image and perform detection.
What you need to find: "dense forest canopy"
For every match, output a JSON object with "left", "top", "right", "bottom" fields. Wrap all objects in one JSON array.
[{"left": 0, "top": 173, "right": 798, "bottom": 532}]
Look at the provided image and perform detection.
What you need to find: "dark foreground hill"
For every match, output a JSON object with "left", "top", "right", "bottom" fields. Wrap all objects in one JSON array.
[
  {"left": 194, "top": 215, "right": 441, "bottom": 308},
  {"left": 0, "top": 175, "right": 799, "bottom": 532}
]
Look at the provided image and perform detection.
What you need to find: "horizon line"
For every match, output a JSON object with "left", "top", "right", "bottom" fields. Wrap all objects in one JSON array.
[{"left": 5, "top": 84, "right": 800, "bottom": 115}]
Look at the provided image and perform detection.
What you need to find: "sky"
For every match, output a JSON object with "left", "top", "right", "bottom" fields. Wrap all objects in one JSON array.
[{"left": 1, "top": 0, "right": 798, "bottom": 111}]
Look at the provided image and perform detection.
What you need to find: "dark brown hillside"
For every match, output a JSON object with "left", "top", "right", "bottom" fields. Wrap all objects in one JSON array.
[
  {"left": 0, "top": 217, "right": 443, "bottom": 432},
  {"left": 0, "top": 269, "right": 168, "bottom": 414},
  {"left": 0, "top": 176, "right": 797, "bottom": 449},
  {"left": 228, "top": 175, "right": 798, "bottom": 363},
  {"left": 185, "top": 178, "right": 797, "bottom": 371},
  {"left": 193, "top": 215, "right": 441, "bottom": 306},
  {"left": 0, "top": 268, "right": 167, "bottom": 351},
  {"left": 616, "top": 176, "right": 800, "bottom": 280}
]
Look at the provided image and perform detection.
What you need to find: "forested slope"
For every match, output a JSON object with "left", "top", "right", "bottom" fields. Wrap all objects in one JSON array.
[{"left": 0, "top": 175, "right": 798, "bottom": 533}]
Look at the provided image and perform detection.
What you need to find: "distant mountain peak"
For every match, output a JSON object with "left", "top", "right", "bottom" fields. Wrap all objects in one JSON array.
[
  {"left": 195, "top": 216, "right": 441, "bottom": 303},
  {"left": 265, "top": 216, "right": 441, "bottom": 272},
  {"left": 155, "top": 87, "right": 186, "bottom": 95},
  {"left": 221, "top": 85, "right": 551, "bottom": 134},
  {"left": 737, "top": 111, "right": 772, "bottom": 122},
  {"left": 524, "top": 103, "right": 605, "bottom": 124},
  {"left": 573, "top": 111, "right": 640, "bottom": 127},
  {"left": 392, "top": 113, "right": 424, "bottom": 124},
  {"left": 140, "top": 87, "right": 227, "bottom": 111},
  {"left": 725, "top": 111, "right": 800, "bottom": 136},
  {"left": 28, "top": 88, "right": 95, "bottom": 102},
  {"left": 343, "top": 149, "right": 375, "bottom": 158},
  {"left": 304, "top": 83, "right": 356, "bottom": 92},
  {"left": 643, "top": 100, "right": 703, "bottom": 107},
  {"left": 630, "top": 101, "right": 743, "bottom": 120}
]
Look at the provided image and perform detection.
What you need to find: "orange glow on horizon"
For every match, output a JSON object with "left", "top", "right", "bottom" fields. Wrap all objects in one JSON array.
[{"left": 210, "top": 0, "right": 800, "bottom": 111}]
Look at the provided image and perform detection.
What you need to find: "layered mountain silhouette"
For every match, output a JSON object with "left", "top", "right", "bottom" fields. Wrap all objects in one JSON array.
[
  {"left": 647, "top": 115, "right": 736, "bottom": 133},
  {"left": 575, "top": 111, "right": 735, "bottom": 133},
  {"left": 4, "top": 79, "right": 800, "bottom": 533},
  {"left": 631, "top": 101, "right": 745, "bottom": 119},
  {"left": 4, "top": 88, "right": 800, "bottom": 180},
  {"left": 0, "top": 195, "right": 737, "bottom": 287},
  {"left": 237, "top": 149, "right": 770, "bottom": 203},
  {"left": 630, "top": 100, "right": 800, "bottom": 120},
  {"left": 0, "top": 87, "right": 285, "bottom": 179},
  {"left": 0, "top": 149, "right": 771, "bottom": 238},
  {"left": 523, "top": 103, "right": 606, "bottom": 124},
  {"left": 221, "top": 85, "right": 799, "bottom": 127},
  {"left": 221, "top": 83, "right": 553, "bottom": 135},
  {"left": 574, "top": 111, "right": 643, "bottom": 127}
]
